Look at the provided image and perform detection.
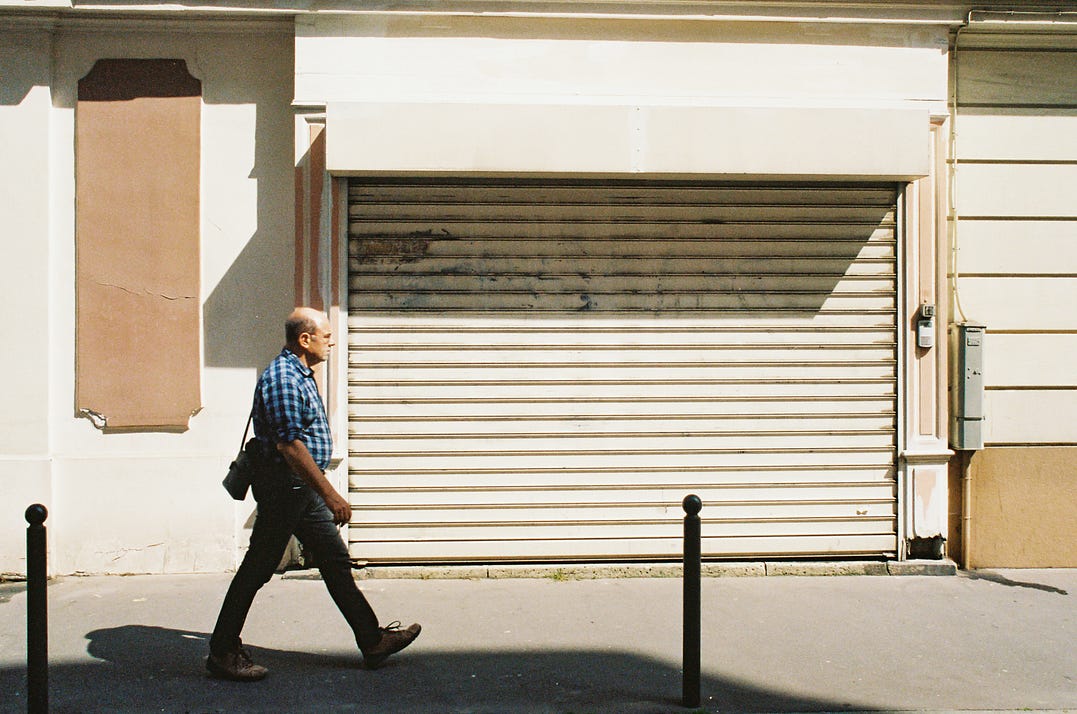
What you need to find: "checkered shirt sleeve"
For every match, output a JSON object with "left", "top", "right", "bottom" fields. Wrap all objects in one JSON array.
[{"left": 252, "top": 349, "right": 333, "bottom": 470}]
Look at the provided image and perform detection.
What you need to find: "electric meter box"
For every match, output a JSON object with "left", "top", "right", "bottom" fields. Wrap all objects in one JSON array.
[{"left": 950, "top": 322, "right": 986, "bottom": 450}]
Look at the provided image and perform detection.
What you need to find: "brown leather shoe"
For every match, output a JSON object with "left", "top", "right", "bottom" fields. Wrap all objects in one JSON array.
[
  {"left": 362, "top": 621, "right": 421, "bottom": 670},
  {"left": 206, "top": 644, "right": 268, "bottom": 682}
]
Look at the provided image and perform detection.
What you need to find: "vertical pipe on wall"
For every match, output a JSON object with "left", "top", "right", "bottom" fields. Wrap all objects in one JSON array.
[
  {"left": 961, "top": 451, "right": 973, "bottom": 568},
  {"left": 948, "top": 13, "right": 971, "bottom": 324},
  {"left": 894, "top": 186, "right": 908, "bottom": 560}
]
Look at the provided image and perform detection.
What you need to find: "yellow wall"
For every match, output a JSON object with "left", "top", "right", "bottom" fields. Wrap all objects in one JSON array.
[{"left": 965, "top": 447, "right": 1077, "bottom": 568}]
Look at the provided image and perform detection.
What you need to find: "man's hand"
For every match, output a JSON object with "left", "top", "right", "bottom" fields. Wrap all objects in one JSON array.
[{"left": 323, "top": 490, "right": 353, "bottom": 525}]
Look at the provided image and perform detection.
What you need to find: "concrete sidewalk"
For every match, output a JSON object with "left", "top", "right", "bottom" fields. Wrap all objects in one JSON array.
[{"left": 0, "top": 567, "right": 1074, "bottom": 713}]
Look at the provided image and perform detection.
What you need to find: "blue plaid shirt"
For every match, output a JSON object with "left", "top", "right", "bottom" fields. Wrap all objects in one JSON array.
[{"left": 252, "top": 348, "right": 333, "bottom": 472}]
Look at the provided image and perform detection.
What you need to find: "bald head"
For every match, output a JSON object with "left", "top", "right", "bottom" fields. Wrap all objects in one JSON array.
[
  {"left": 285, "top": 307, "right": 334, "bottom": 367},
  {"left": 285, "top": 307, "right": 326, "bottom": 345}
]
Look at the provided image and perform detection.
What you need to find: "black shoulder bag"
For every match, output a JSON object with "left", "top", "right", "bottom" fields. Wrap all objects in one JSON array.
[{"left": 222, "top": 412, "right": 257, "bottom": 501}]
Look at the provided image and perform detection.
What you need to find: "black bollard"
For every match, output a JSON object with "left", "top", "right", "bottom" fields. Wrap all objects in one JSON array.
[
  {"left": 25, "top": 504, "right": 48, "bottom": 714},
  {"left": 682, "top": 494, "right": 702, "bottom": 709}
]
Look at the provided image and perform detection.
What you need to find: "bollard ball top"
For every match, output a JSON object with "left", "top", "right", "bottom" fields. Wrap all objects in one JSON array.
[
  {"left": 682, "top": 494, "right": 703, "bottom": 515},
  {"left": 25, "top": 504, "right": 48, "bottom": 525}
]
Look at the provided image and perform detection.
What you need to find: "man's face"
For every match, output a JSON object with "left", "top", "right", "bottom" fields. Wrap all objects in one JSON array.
[{"left": 302, "top": 318, "right": 334, "bottom": 366}]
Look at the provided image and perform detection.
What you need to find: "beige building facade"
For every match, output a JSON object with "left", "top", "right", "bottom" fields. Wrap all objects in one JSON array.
[
  {"left": 948, "top": 19, "right": 1077, "bottom": 567},
  {"left": 0, "top": 0, "right": 1072, "bottom": 575}
]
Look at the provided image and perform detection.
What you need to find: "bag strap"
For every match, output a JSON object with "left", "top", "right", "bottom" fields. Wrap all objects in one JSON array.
[{"left": 238, "top": 410, "right": 253, "bottom": 453}]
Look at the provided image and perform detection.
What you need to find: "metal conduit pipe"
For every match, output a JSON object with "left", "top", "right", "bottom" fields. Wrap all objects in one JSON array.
[
  {"left": 961, "top": 452, "right": 974, "bottom": 569},
  {"left": 950, "top": 13, "right": 970, "bottom": 568}
]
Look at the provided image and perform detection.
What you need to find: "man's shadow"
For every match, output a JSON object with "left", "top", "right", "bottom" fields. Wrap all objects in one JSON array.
[{"left": 0, "top": 624, "right": 877, "bottom": 713}]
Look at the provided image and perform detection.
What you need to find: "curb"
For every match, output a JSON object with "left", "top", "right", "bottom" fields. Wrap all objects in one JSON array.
[
  {"left": 887, "top": 559, "right": 959, "bottom": 576},
  {"left": 279, "top": 559, "right": 960, "bottom": 581}
]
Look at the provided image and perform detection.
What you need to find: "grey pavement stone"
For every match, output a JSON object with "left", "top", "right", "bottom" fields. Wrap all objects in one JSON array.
[
  {"left": 765, "top": 560, "right": 890, "bottom": 576},
  {"left": 355, "top": 565, "right": 491, "bottom": 580},
  {"left": 887, "top": 559, "right": 959, "bottom": 576},
  {"left": 701, "top": 562, "right": 767, "bottom": 577}
]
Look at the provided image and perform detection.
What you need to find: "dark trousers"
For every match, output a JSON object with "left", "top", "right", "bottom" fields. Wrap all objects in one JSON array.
[{"left": 210, "top": 473, "right": 381, "bottom": 655}]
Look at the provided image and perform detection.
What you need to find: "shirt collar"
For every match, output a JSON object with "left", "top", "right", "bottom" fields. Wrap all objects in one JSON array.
[{"left": 281, "top": 348, "right": 314, "bottom": 378}]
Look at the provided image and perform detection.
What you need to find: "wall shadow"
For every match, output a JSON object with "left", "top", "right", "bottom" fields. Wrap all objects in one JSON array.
[
  {"left": 0, "top": 623, "right": 877, "bottom": 713},
  {"left": 0, "top": 30, "right": 48, "bottom": 106},
  {"left": 0, "top": 71, "right": 36, "bottom": 106},
  {"left": 349, "top": 179, "right": 896, "bottom": 317},
  {"left": 200, "top": 33, "right": 297, "bottom": 370}
]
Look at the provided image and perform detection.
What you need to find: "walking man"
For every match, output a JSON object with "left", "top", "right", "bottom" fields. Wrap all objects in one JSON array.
[{"left": 207, "top": 307, "right": 420, "bottom": 681}]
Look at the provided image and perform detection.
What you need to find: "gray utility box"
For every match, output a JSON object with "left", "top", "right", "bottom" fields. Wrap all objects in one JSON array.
[{"left": 950, "top": 322, "right": 986, "bottom": 451}]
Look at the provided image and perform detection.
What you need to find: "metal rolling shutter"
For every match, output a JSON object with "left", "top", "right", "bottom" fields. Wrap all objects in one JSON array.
[{"left": 347, "top": 180, "right": 898, "bottom": 563}]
